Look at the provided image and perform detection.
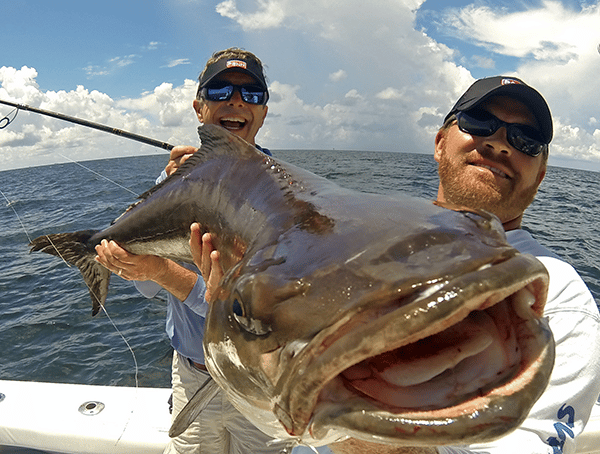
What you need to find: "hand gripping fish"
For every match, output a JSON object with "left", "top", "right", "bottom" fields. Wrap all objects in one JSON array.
[{"left": 30, "top": 124, "right": 554, "bottom": 449}]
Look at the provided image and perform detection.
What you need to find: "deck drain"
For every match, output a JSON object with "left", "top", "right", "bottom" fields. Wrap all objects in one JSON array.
[{"left": 78, "top": 401, "right": 105, "bottom": 415}]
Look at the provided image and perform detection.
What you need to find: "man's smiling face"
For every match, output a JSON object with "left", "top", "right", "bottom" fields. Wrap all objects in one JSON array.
[
  {"left": 434, "top": 96, "right": 547, "bottom": 230},
  {"left": 193, "top": 71, "right": 268, "bottom": 145}
]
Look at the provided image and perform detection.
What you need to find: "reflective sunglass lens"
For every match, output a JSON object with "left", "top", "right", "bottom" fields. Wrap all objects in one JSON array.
[
  {"left": 507, "top": 128, "right": 545, "bottom": 157},
  {"left": 457, "top": 111, "right": 546, "bottom": 157},
  {"left": 206, "top": 86, "right": 233, "bottom": 101},
  {"left": 240, "top": 87, "right": 266, "bottom": 105},
  {"left": 457, "top": 113, "right": 495, "bottom": 136},
  {"left": 203, "top": 84, "right": 267, "bottom": 105}
]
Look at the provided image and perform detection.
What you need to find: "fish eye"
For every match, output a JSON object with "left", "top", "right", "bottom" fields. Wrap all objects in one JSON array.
[
  {"left": 232, "top": 298, "right": 244, "bottom": 317},
  {"left": 231, "top": 298, "right": 272, "bottom": 336}
]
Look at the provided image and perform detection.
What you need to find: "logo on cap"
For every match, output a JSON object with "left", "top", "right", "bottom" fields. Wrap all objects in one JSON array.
[
  {"left": 501, "top": 78, "right": 521, "bottom": 86},
  {"left": 226, "top": 60, "right": 247, "bottom": 70}
]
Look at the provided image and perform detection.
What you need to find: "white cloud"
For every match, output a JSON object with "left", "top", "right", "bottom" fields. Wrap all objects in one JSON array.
[
  {"left": 551, "top": 119, "right": 600, "bottom": 163},
  {"left": 165, "top": 58, "right": 191, "bottom": 68},
  {"left": 441, "top": 1, "right": 594, "bottom": 60},
  {"left": 376, "top": 87, "right": 404, "bottom": 101},
  {"left": 0, "top": 67, "right": 200, "bottom": 170},
  {"left": 216, "top": 0, "right": 286, "bottom": 30},
  {"left": 2, "top": 1, "right": 600, "bottom": 171},
  {"left": 471, "top": 55, "right": 495, "bottom": 69},
  {"left": 329, "top": 70, "right": 347, "bottom": 83},
  {"left": 83, "top": 55, "right": 139, "bottom": 77},
  {"left": 213, "top": 0, "right": 465, "bottom": 153},
  {"left": 437, "top": 0, "right": 600, "bottom": 165}
]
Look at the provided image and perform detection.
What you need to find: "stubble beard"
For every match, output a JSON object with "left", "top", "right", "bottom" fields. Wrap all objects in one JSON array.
[{"left": 437, "top": 154, "right": 539, "bottom": 224}]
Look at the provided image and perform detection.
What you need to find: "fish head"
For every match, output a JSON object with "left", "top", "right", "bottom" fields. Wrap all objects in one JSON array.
[{"left": 204, "top": 194, "right": 553, "bottom": 448}]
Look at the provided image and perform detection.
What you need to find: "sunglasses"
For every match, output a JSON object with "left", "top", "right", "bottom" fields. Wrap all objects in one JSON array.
[
  {"left": 456, "top": 110, "right": 548, "bottom": 157},
  {"left": 199, "top": 83, "right": 268, "bottom": 105}
]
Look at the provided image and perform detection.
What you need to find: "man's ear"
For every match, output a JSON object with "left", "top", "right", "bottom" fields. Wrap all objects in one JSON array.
[
  {"left": 434, "top": 129, "right": 446, "bottom": 163},
  {"left": 257, "top": 105, "right": 268, "bottom": 129},
  {"left": 193, "top": 99, "right": 203, "bottom": 123},
  {"left": 537, "top": 164, "right": 547, "bottom": 186}
]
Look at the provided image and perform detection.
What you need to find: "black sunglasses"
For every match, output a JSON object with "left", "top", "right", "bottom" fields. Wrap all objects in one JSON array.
[
  {"left": 456, "top": 110, "right": 548, "bottom": 157},
  {"left": 199, "top": 83, "right": 268, "bottom": 105}
]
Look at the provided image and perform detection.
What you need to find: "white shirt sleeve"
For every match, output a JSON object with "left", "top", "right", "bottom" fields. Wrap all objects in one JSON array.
[{"left": 446, "top": 232, "right": 600, "bottom": 454}]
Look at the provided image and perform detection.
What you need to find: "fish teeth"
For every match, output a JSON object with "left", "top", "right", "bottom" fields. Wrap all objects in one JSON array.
[
  {"left": 511, "top": 286, "right": 536, "bottom": 320},
  {"left": 375, "top": 311, "right": 495, "bottom": 387}
]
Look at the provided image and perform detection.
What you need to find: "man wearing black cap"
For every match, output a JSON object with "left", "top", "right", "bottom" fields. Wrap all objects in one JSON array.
[
  {"left": 95, "top": 48, "right": 289, "bottom": 454},
  {"left": 434, "top": 77, "right": 600, "bottom": 454}
]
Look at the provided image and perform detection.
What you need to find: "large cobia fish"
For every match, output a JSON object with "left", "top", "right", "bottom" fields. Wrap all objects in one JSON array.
[{"left": 30, "top": 124, "right": 554, "bottom": 449}]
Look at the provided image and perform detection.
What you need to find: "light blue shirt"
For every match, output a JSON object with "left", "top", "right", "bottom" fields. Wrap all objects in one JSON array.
[{"left": 134, "top": 269, "right": 208, "bottom": 365}]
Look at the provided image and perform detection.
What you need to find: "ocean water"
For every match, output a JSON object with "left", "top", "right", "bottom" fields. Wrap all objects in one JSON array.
[{"left": 0, "top": 150, "right": 599, "bottom": 451}]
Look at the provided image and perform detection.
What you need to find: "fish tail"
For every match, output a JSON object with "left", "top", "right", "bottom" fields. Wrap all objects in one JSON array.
[{"left": 29, "top": 230, "right": 110, "bottom": 316}]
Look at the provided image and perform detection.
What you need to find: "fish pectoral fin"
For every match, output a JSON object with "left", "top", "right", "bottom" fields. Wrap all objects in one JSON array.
[{"left": 169, "top": 376, "right": 220, "bottom": 438}]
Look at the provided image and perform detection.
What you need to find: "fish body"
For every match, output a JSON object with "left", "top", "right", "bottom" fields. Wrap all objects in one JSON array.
[{"left": 31, "top": 124, "right": 553, "bottom": 448}]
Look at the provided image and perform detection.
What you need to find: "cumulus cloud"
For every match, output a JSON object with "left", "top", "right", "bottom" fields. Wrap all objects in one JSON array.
[
  {"left": 216, "top": 0, "right": 286, "bottom": 30},
  {"left": 213, "top": 0, "right": 464, "bottom": 152},
  {"left": 0, "top": 66, "right": 199, "bottom": 170},
  {"left": 437, "top": 0, "right": 600, "bottom": 164},
  {"left": 2, "top": 0, "right": 600, "bottom": 171},
  {"left": 329, "top": 70, "right": 347, "bottom": 82},
  {"left": 376, "top": 87, "right": 405, "bottom": 101},
  {"left": 440, "top": 1, "right": 594, "bottom": 60}
]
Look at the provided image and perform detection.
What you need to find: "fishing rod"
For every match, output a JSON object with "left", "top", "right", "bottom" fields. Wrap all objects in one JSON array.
[{"left": 0, "top": 99, "right": 174, "bottom": 151}]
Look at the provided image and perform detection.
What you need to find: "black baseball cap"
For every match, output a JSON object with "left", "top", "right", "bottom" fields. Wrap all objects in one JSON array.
[
  {"left": 445, "top": 76, "right": 553, "bottom": 143},
  {"left": 199, "top": 57, "right": 268, "bottom": 91}
]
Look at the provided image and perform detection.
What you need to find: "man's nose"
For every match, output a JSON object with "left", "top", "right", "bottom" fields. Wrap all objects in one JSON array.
[
  {"left": 228, "top": 88, "right": 244, "bottom": 105},
  {"left": 483, "top": 127, "right": 512, "bottom": 155}
]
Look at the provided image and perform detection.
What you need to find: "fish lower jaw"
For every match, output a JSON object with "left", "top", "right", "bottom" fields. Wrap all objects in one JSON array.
[
  {"left": 278, "top": 282, "right": 552, "bottom": 445},
  {"left": 336, "top": 308, "right": 520, "bottom": 410}
]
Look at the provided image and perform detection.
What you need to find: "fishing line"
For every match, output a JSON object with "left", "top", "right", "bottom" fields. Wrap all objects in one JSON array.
[
  {"left": 0, "top": 99, "right": 170, "bottom": 447},
  {"left": 1, "top": 99, "right": 174, "bottom": 197},
  {"left": 94, "top": 293, "right": 140, "bottom": 447},
  {"left": 1, "top": 99, "right": 163, "bottom": 435},
  {"left": 2, "top": 186, "right": 142, "bottom": 444},
  {"left": 55, "top": 153, "right": 139, "bottom": 197},
  {"left": 1, "top": 189, "right": 141, "bottom": 390},
  {"left": 1, "top": 189, "right": 33, "bottom": 243}
]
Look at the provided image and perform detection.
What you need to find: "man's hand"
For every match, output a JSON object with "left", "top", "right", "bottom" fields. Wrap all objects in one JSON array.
[
  {"left": 165, "top": 145, "right": 198, "bottom": 176},
  {"left": 190, "top": 223, "right": 223, "bottom": 303},
  {"left": 95, "top": 240, "right": 166, "bottom": 282},
  {"left": 95, "top": 240, "right": 198, "bottom": 302}
]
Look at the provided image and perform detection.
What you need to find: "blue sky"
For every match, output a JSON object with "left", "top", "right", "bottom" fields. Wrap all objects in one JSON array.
[{"left": 1, "top": 0, "right": 599, "bottom": 171}]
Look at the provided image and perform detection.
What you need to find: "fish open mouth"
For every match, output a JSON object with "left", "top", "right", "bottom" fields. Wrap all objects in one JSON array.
[{"left": 273, "top": 254, "right": 554, "bottom": 446}]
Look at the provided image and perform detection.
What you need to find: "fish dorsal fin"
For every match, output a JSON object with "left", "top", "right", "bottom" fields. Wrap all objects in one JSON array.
[
  {"left": 116, "top": 124, "right": 333, "bottom": 234},
  {"left": 135, "top": 124, "right": 261, "bottom": 203}
]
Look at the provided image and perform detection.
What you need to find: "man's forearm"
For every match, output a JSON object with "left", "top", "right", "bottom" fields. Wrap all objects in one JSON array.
[{"left": 151, "top": 259, "right": 199, "bottom": 302}]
